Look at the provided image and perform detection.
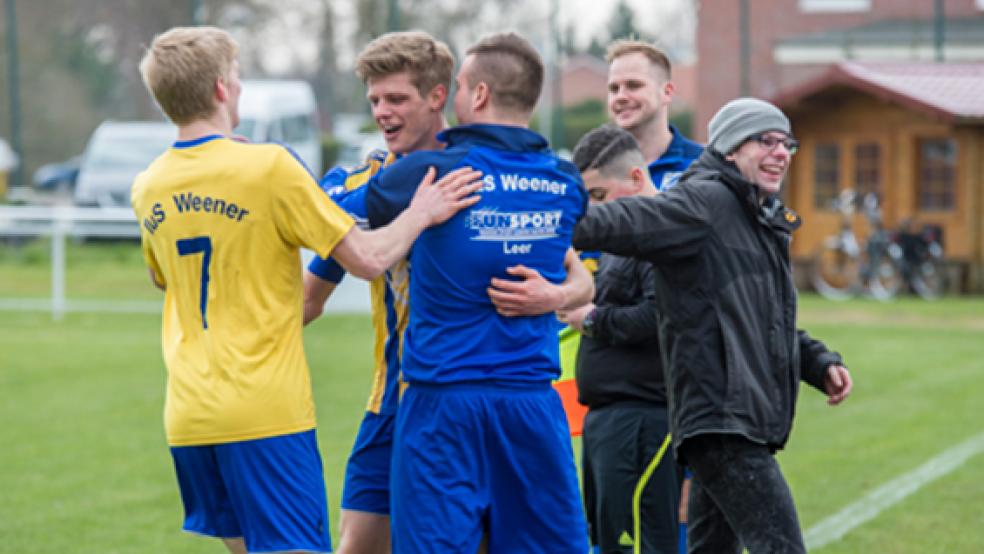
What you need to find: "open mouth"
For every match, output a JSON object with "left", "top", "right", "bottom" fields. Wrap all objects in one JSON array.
[
  {"left": 761, "top": 164, "right": 785, "bottom": 179},
  {"left": 381, "top": 124, "right": 403, "bottom": 140}
]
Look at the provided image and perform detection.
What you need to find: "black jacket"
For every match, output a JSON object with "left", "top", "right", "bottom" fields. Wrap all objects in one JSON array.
[
  {"left": 572, "top": 149, "right": 843, "bottom": 457},
  {"left": 575, "top": 253, "right": 665, "bottom": 409}
]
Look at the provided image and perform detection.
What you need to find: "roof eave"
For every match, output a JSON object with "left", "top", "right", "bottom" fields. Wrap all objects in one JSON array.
[{"left": 772, "top": 63, "right": 961, "bottom": 124}]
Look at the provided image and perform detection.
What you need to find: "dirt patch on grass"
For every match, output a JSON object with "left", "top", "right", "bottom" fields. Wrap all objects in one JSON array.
[{"left": 799, "top": 307, "right": 984, "bottom": 331}]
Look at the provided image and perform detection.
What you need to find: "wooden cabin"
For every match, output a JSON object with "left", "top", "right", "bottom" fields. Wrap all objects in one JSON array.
[{"left": 774, "top": 62, "right": 984, "bottom": 292}]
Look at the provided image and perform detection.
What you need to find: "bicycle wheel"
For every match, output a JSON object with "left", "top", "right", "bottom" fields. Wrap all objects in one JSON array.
[
  {"left": 811, "top": 239, "right": 861, "bottom": 301},
  {"left": 911, "top": 258, "right": 946, "bottom": 300},
  {"left": 865, "top": 256, "right": 903, "bottom": 301}
]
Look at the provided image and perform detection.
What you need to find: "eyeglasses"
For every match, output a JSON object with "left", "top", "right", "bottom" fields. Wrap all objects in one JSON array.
[{"left": 752, "top": 134, "right": 799, "bottom": 155}]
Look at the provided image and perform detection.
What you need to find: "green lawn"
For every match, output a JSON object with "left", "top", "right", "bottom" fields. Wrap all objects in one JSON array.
[
  {"left": 0, "top": 239, "right": 157, "bottom": 300},
  {"left": 1, "top": 241, "right": 983, "bottom": 552},
  {"left": 0, "top": 311, "right": 374, "bottom": 553},
  {"left": 787, "top": 303, "right": 984, "bottom": 553}
]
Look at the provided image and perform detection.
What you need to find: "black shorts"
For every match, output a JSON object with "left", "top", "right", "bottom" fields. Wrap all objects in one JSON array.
[{"left": 582, "top": 401, "right": 682, "bottom": 554}]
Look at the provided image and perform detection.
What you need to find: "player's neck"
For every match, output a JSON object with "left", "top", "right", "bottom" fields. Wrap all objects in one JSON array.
[
  {"left": 466, "top": 109, "right": 529, "bottom": 129},
  {"left": 633, "top": 115, "right": 673, "bottom": 165},
  {"left": 176, "top": 109, "right": 234, "bottom": 142},
  {"left": 422, "top": 117, "right": 450, "bottom": 150}
]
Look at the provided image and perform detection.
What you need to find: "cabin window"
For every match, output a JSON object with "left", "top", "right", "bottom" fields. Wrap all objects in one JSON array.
[
  {"left": 814, "top": 143, "right": 840, "bottom": 209},
  {"left": 854, "top": 143, "right": 881, "bottom": 200},
  {"left": 917, "top": 138, "right": 957, "bottom": 211}
]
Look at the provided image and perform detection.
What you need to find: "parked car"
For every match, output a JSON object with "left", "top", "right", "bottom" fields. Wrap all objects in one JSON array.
[
  {"left": 73, "top": 121, "right": 176, "bottom": 207},
  {"left": 33, "top": 155, "right": 81, "bottom": 192},
  {"left": 234, "top": 79, "right": 322, "bottom": 175}
]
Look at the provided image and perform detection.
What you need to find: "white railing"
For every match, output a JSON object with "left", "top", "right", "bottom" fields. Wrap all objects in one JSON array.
[
  {"left": 0, "top": 205, "right": 370, "bottom": 319},
  {"left": 0, "top": 205, "right": 145, "bottom": 320}
]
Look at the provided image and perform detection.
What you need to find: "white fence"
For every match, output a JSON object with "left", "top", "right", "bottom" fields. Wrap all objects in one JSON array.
[{"left": 0, "top": 205, "right": 369, "bottom": 319}]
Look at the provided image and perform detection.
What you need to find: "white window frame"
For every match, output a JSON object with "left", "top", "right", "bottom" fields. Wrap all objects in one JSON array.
[{"left": 799, "top": 0, "right": 871, "bottom": 13}]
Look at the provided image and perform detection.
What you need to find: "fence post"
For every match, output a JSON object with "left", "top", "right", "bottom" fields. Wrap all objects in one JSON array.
[{"left": 51, "top": 213, "right": 67, "bottom": 320}]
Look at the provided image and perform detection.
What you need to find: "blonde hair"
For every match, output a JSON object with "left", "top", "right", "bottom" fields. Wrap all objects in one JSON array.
[
  {"left": 606, "top": 39, "right": 671, "bottom": 81},
  {"left": 139, "top": 26, "right": 240, "bottom": 125},
  {"left": 355, "top": 31, "right": 455, "bottom": 96}
]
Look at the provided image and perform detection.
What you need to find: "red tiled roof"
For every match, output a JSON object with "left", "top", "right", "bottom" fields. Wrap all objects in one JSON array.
[{"left": 773, "top": 62, "right": 984, "bottom": 123}]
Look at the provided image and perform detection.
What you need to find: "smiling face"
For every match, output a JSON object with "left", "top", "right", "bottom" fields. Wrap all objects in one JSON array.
[
  {"left": 726, "top": 131, "right": 794, "bottom": 195},
  {"left": 607, "top": 52, "right": 671, "bottom": 133},
  {"left": 366, "top": 71, "right": 445, "bottom": 155}
]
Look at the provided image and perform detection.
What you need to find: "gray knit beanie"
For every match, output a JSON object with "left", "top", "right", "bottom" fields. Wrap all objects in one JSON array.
[{"left": 708, "top": 97, "right": 791, "bottom": 155}]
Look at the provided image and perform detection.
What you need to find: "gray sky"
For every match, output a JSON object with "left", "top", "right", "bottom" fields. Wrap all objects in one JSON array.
[
  {"left": 561, "top": 0, "right": 695, "bottom": 56},
  {"left": 258, "top": 0, "right": 695, "bottom": 73}
]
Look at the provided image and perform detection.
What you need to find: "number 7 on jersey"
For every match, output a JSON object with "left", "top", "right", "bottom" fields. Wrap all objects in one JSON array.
[{"left": 176, "top": 236, "right": 213, "bottom": 329}]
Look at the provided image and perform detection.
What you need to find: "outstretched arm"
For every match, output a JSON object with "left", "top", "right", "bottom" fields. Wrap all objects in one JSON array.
[
  {"left": 488, "top": 248, "right": 594, "bottom": 317},
  {"left": 573, "top": 189, "right": 711, "bottom": 263},
  {"left": 332, "top": 167, "right": 481, "bottom": 280}
]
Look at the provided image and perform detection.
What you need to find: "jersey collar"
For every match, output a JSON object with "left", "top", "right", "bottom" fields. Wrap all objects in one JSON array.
[
  {"left": 173, "top": 134, "right": 225, "bottom": 149},
  {"left": 437, "top": 124, "right": 550, "bottom": 153}
]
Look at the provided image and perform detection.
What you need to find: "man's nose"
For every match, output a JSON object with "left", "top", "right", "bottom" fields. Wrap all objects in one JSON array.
[{"left": 374, "top": 102, "right": 393, "bottom": 118}]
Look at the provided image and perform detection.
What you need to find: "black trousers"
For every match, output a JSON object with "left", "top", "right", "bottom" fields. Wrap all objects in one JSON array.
[
  {"left": 582, "top": 402, "right": 682, "bottom": 554},
  {"left": 681, "top": 434, "right": 806, "bottom": 554}
]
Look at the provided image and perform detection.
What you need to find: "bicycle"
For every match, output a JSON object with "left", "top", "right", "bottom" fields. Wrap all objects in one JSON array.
[
  {"left": 811, "top": 189, "right": 903, "bottom": 301},
  {"left": 892, "top": 220, "right": 946, "bottom": 300}
]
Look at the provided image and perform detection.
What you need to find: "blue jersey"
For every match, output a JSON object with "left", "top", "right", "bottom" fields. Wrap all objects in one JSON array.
[
  {"left": 648, "top": 125, "right": 703, "bottom": 191},
  {"left": 307, "top": 150, "right": 409, "bottom": 416},
  {"left": 365, "top": 124, "right": 587, "bottom": 385},
  {"left": 308, "top": 151, "right": 390, "bottom": 283}
]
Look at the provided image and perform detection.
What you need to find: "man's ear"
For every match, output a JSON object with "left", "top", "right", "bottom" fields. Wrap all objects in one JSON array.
[
  {"left": 428, "top": 84, "right": 448, "bottom": 111},
  {"left": 215, "top": 76, "right": 229, "bottom": 103},
  {"left": 473, "top": 82, "right": 491, "bottom": 112},
  {"left": 629, "top": 166, "right": 647, "bottom": 192},
  {"left": 661, "top": 80, "right": 675, "bottom": 103}
]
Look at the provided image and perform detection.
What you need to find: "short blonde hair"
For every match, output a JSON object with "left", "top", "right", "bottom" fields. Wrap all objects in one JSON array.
[
  {"left": 355, "top": 31, "right": 455, "bottom": 97},
  {"left": 139, "top": 26, "right": 240, "bottom": 125},
  {"left": 606, "top": 39, "right": 671, "bottom": 81}
]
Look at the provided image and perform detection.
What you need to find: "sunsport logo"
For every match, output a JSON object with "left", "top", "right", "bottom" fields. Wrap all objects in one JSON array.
[{"left": 466, "top": 208, "right": 563, "bottom": 241}]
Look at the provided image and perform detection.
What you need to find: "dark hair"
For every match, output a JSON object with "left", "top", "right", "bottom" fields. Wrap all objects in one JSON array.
[
  {"left": 465, "top": 32, "right": 543, "bottom": 114},
  {"left": 572, "top": 124, "right": 645, "bottom": 175}
]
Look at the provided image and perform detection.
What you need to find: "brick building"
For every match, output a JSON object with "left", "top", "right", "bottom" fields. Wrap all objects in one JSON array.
[
  {"left": 696, "top": 0, "right": 984, "bottom": 291},
  {"left": 695, "top": 0, "right": 984, "bottom": 141}
]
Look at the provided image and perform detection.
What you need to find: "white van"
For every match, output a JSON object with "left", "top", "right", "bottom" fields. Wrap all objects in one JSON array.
[
  {"left": 234, "top": 80, "right": 322, "bottom": 176},
  {"left": 73, "top": 120, "right": 176, "bottom": 207}
]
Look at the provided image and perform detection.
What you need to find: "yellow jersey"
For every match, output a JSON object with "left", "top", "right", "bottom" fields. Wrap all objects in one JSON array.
[
  {"left": 132, "top": 135, "right": 354, "bottom": 446},
  {"left": 312, "top": 150, "right": 407, "bottom": 415}
]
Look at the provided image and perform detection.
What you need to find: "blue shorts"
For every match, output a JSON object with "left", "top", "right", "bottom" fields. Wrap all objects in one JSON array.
[
  {"left": 391, "top": 382, "right": 588, "bottom": 554},
  {"left": 341, "top": 411, "right": 395, "bottom": 515},
  {"left": 170, "top": 429, "right": 332, "bottom": 553}
]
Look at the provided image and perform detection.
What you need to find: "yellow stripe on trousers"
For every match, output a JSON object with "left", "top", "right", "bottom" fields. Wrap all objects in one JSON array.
[{"left": 632, "top": 433, "right": 673, "bottom": 554}]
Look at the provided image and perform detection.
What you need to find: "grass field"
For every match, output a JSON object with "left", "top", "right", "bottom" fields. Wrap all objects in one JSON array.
[{"left": 1, "top": 240, "right": 983, "bottom": 552}]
